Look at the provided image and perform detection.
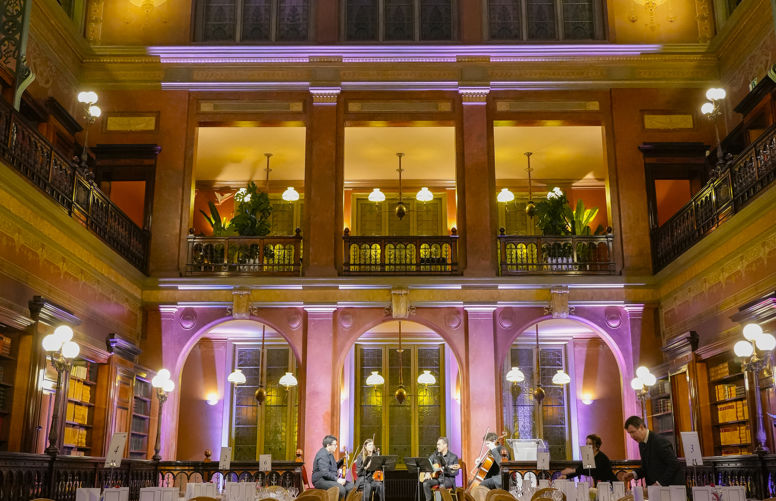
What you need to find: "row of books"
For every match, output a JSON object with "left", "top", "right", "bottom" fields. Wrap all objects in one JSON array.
[
  {"left": 652, "top": 397, "right": 672, "bottom": 414},
  {"left": 68, "top": 378, "right": 92, "bottom": 403},
  {"left": 709, "top": 361, "right": 740, "bottom": 380},
  {"left": 129, "top": 434, "right": 147, "bottom": 452},
  {"left": 719, "top": 423, "right": 750, "bottom": 446},
  {"left": 70, "top": 365, "right": 90, "bottom": 380},
  {"left": 66, "top": 402, "right": 90, "bottom": 425},
  {"left": 717, "top": 401, "right": 748, "bottom": 423},
  {"left": 0, "top": 334, "right": 11, "bottom": 356},
  {"left": 714, "top": 383, "right": 745, "bottom": 401},
  {"left": 64, "top": 425, "right": 88, "bottom": 447}
]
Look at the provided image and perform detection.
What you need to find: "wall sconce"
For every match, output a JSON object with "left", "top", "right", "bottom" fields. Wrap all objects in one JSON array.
[
  {"left": 206, "top": 392, "right": 219, "bottom": 406},
  {"left": 581, "top": 393, "right": 594, "bottom": 405}
]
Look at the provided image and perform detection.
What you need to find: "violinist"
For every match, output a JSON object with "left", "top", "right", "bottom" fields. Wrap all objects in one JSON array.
[
  {"left": 355, "top": 438, "right": 384, "bottom": 501},
  {"left": 477, "top": 432, "right": 510, "bottom": 490},
  {"left": 312, "top": 435, "right": 355, "bottom": 500},
  {"left": 422, "top": 437, "right": 460, "bottom": 501}
]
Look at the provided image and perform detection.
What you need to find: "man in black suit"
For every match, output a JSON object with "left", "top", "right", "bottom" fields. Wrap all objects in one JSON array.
[
  {"left": 621, "top": 416, "right": 684, "bottom": 486},
  {"left": 478, "top": 432, "right": 510, "bottom": 490},
  {"left": 312, "top": 435, "right": 355, "bottom": 500},
  {"left": 422, "top": 437, "right": 461, "bottom": 501}
]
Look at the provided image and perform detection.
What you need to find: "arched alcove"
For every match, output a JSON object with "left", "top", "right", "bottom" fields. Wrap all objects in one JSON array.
[{"left": 175, "top": 318, "right": 301, "bottom": 461}]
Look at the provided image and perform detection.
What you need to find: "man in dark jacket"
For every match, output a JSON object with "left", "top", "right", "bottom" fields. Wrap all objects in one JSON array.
[
  {"left": 479, "top": 432, "right": 510, "bottom": 490},
  {"left": 312, "top": 435, "right": 355, "bottom": 500},
  {"left": 622, "top": 416, "right": 684, "bottom": 486},
  {"left": 422, "top": 437, "right": 461, "bottom": 501}
]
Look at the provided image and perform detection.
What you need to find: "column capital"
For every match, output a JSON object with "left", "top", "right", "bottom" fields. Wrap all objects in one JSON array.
[
  {"left": 458, "top": 86, "right": 490, "bottom": 105},
  {"left": 464, "top": 304, "right": 498, "bottom": 318},
  {"left": 624, "top": 304, "right": 645, "bottom": 318},
  {"left": 310, "top": 86, "right": 341, "bottom": 105},
  {"left": 159, "top": 305, "right": 178, "bottom": 321},
  {"left": 304, "top": 305, "right": 338, "bottom": 317}
]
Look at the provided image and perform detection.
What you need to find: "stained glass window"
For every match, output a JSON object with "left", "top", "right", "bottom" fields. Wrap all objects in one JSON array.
[
  {"left": 231, "top": 343, "right": 299, "bottom": 461},
  {"left": 356, "top": 344, "right": 444, "bottom": 466},
  {"left": 195, "top": 0, "right": 310, "bottom": 42},
  {"left": 487, "top": 0, "right": 601, "bottom": 40},
  {"left": 502, "top": 344, "right": 570, "bottom": 460},
  {"left": 345, "top": 0, "right": 455, "bottom": 41}
]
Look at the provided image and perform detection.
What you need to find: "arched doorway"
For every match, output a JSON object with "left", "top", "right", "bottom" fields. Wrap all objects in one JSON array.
[
  {"left": 501, "top": 318, "right": 626, "bottom": 461},
  {"left": 176, "top": 319, "right": 300, "bottom": 461},
  {"left": 339, "top": 319, "right": 463, "bottom": 475}
]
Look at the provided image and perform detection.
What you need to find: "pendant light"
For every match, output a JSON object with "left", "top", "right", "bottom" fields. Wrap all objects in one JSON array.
[
  {"left": 525, "top": 152, "right": 536, "bottom": 218},
  {"left": 255, "top": 325, "right": 267, "bottom": 405},
  {"left": 368, "top": 188, "right": 386, "bottom": 202},
  {"left": 416, "top": 187, "right": 433, "bottom": 202},
  {"left": 282, "top": 187, "right": 300, "bottom": 201},
  {"left": 395, "top": 153, "right": 407, "bottom": 220},
  {"left": 394, "top": 321, "right": 407, "bottom": 404}
]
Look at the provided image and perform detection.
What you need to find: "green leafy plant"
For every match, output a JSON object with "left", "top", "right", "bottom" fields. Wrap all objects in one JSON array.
[
  {"left": 231, "top": 181, "right": 273, "bottom": 236},
  {"left": 568, "top": 199, "right": 600, "bottom": 236},
  {"left": 199, "top": 201, "right": 237, "bottom": 237},
  {"left": 534, "top": 187, "right": 573, "bottom": 235}
]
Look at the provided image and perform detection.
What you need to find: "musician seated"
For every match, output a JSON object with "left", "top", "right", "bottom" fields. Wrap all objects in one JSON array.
[
  {"left": 559, "top": 434, "right": 617, "bottom": 484},
  {"left": 422, "top": 437, "right": 461, "bottom": 501},
  {"left": 478, "top": 432, "right": 510, "bottom": 490},
  {"left": 312, "top": 434, "right": 355, "bottom": 500},
  {"left": 355, "top": 438, "right": 384, "bottom": 501}
]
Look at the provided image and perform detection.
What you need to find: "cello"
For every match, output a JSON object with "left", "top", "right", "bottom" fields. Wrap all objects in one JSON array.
[{"left": 466, "top": 432, "right": 508, "bottom": 492}]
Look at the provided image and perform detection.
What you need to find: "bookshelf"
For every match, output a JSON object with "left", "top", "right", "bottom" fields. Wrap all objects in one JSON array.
[
  {"left": 707, "top": 353, "right": 751, "bottom": 455},
  {"left": 62, "top": 360, "right": 98, "bottom": 456},
  {"left": 129, "top": 376, "right": 152, "bottom": 459},
  {"left": 0, "top": 328, "right": 18, "bottom": 451},
  {"left": 648, "top": 377, "right": 676, "bottom": 452}
]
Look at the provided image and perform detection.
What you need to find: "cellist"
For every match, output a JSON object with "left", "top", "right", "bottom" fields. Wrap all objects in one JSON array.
[{"left": 477, "top": 432, "right": 510, "bottom": 490}]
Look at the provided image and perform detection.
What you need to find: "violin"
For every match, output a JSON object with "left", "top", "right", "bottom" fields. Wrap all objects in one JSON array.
[{"left": 338, "top": 447, "right": 349, "bottom": 480}]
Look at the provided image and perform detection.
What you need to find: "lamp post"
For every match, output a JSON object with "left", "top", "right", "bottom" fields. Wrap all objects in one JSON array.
[
  {"left": 733, "top": 323, "right": 776, "bottom": 453},
  {"left": 700, "top": 87, "right": 727, "bottom": 173},
  {"left": 42, "top": 325, "right": 80, "bottom": 456},
  {"left": 630, "top": 365, "right": 657, "bottom": 421},
  {"left": 77, "top": 91, "right": 101, "bottom": 177},
  {"left": 151, "top": 368, "right": 175, "bottom": 461}
]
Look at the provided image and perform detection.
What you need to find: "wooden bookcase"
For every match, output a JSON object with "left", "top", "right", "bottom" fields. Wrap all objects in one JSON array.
[
  {"left": 648, "top": 376, "right": 676, "bottom": 452},
  {"left": 0, "top": 327, "right": 19, "bottom": 451},
  {"left": 62, "top": 360, "right": 98, "bottom": 456},
  {"left": 706, "top": 353, "right": 751, "bottom": 455},
  {"left": 128, "top": 375, "right": 152, "bottom": 458}
]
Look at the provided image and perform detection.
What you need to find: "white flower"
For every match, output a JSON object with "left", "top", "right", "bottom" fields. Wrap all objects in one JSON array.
[
  {"left": 547, "top": 192, "right": 554, "bottom": 200},
  {"left": 244, "top": 194, "right": 251, "bottom": 202},
  {"left": 553, "top": 187, "right": 563, "bottom": 196}
]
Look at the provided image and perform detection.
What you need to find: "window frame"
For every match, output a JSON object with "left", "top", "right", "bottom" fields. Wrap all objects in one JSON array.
[
  {"left": 268, "top": 194, "right": 304, "bottom": 236},
  {"left": 483, "top": 0, "right": 605, "bottom": 41},
  {"left": 351, "top": 192, "right": 448, "bottom": 236},
  {"left": 354, "top": 343, "right": 446, "bottom": 463},
  {"left": 228, "top": 340, "right": 299, "bottom": 461},
  {"left": 193, "top": 0, "right": 315, "bottom": 43},
  {"left": 341, "top": 0, "right": 459, "bottom": 42}
]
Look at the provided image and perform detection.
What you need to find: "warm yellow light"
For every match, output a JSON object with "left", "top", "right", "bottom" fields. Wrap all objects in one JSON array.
[
  {"left": 279, "top": 372, "right": 299, "bottom": 388},
  {"left": 417, "top": 370, "right": 436, "bottom": 386},
  {"left": 206, "top": 392, "right": 219, "bottom": 405},
  {"left": 88, "top": 105, "right": 101, "bottom": 118},
  {"left": 416, "top": 187, "right": 434, "bottom": 202},
  {"left": 734, "top": 340, "right": 754, "bottom": 358},
  {"left": 282, "top": 187, "right": 300, "bottom": 202},
  {"left": 368, "top": 188, "right": 385, "bottom": 202},
  {"left": 61, "top": 341, "right": 80, "bottom": 359},
  {"left": 366, "top": 371, "right": 384, "bottom": 386},
  {"left": 701, "top": 102, "right": 715, "bottom": 115},
  {"left": 497, "top": 188, "right": 515, "bottom": 203},
  {"left": 705, "top": 88, "right": 726, "bottom": 101}
]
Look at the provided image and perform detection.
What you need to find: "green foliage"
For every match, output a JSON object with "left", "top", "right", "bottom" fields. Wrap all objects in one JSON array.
[
  {"left": 231, "top": 181, "right": 273, "bottom": 237},
  {"left": 535, "top": 187, "right": 573, "bottom": 235},
  {"left": 568, "top": 198, "right": 599, "bottom": 236},
  {"left": 199, "top": 201, "right": 237, "bottom": 237}
]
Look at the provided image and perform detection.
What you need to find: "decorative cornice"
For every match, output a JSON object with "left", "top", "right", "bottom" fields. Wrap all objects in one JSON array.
[
  {"left": 106, "top": 333, "right": 141, "bottom": 362},
  {"left": 309, "top": 86, "right": 341, "bottom": 105},
  {"left": 458, "top": 86, "right": 490, "bottom": 104},
  {"left": 28, "top": 296, "right": 81, "bottom": 326}
]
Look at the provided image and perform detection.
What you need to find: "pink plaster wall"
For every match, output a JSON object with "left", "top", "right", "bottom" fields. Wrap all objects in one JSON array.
[
  {"left": 176, "top": 338, "right": 227, "bottom": 460},
  {"left": 572, "top": 338, "right": 626, "bottom": 459}
]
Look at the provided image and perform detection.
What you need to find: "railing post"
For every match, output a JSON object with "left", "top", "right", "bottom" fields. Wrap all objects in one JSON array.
[{"left": 47, "top": 454, "right": 57, "bottom": 499}]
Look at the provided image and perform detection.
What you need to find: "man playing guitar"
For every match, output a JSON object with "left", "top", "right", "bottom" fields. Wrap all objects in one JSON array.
[{"left": 421, "top": 437, "right": 460, "bottom": 501}]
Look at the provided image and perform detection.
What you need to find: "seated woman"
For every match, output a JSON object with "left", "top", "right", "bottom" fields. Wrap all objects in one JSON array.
[
  {"left": 355, "top": 438, "right": 384, "bottom": 501},
  {"left": 560, "top": 434, "right": 617, "bottom": 484}
]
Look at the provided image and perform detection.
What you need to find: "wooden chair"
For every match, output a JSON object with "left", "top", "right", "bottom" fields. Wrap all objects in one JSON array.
[
  {"left": 31, "top": 498, "right": 56, "bottom": 501},
  {"left": 440, "top": 487, "right": 456, "bottom": 501},
  {"left": 327, "top": 485, "right": 342, "bottom": 501},
  {"left": 616, "top": 495, "right": 634, "bottom": 501},
  {"left": 297, "top": 490, "right": 331, "bottom": 501},
  {"left": 190, "top": 497, "right": 219, "bottom": 501},
  {"left": 485, "top": 488, "right": 516, "bottom": 501},
  {"left": 471, "top": 484, "right": 490, "bottom": 501},
  {"left": 531, "top": 488, "right": 566, "bottom": 501}
]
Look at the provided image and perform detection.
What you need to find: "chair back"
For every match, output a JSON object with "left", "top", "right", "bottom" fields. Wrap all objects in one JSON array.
[
  {"left": 531, "top": 488, "right": 566, "bottom": 501},
  {"left": 485, "top": 488, "right": 515, "bottom": 501},
  {"left": 440, "top": 487, "right": 456, "bottom": 501},
  {"left": 616, "top": 496, "right": 634, "bottom": 501},
  {"left": 327, "top": 485, "right": 341, "bottom": 501},
  {"left": 471, "top": 484, "right": 489, "bottom": 501},
  {"left": 297, "top": 489, "right": 330, "bottom": 501},
  {"left": 346, "top": 487, "right": 362, "bottom": 501}
]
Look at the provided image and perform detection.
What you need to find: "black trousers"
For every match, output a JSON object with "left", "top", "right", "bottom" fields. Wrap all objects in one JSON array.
[
  {"left": 422, "top": 477, "right": 455, "bottom": 501},
  {"left": 481, "top": 476, "right": 502, "bottom": 490},
  {"left": 356, "top": 477, "right": 385, "bottom": 501},
  {"left": 314, "top": 479, "right": 356, "bottom": 500}
]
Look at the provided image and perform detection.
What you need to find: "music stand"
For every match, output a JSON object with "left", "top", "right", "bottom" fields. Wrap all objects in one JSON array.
[{"left": 405, "top": 457, "right": 434, "bottom": 501}]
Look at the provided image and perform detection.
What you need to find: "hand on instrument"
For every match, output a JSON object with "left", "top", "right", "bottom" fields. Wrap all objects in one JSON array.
[
  {"left": 560, "top": 467, "right": 575, "bottom": 476},
  {"left": 621, "top": 471, "right": 635, "bottom": 483},
  {"left": 338, "top": 478, "right": 346, "bottom": 486}
]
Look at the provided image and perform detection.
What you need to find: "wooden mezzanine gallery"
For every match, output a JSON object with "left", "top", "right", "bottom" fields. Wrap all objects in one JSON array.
[{"left": 1, "top": 0, "right": 776, "bottom": 500}]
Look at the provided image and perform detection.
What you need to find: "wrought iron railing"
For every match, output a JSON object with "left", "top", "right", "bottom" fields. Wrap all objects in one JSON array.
[
  {"left": 342, "top": 229, "right": 459, "bottom": 274},
  {"left": 497, "top": 231, "right": 616, "bottom": 275},
  {"left": 0, "top": 99, "right": 149, "bottom": 272},
  {"left": 652, "top": 124, "right": 776, "bottom": 272},
  {"left": 185, "top": 230, "right": 303, "bottom": 276},
  {"left": 501, "top": 455, "right": 776, "bottom": 499},
  {"left": 0, "top": 453, "right": 303, "bottom": 501}
]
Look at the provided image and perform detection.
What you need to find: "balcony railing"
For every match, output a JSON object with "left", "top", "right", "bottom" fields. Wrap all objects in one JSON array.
[
  {"left": 652, "top": 124, "right": 776, "bottom": 272},
  {"left": 342, "top": 229, "right": 459, "bottom": 274},
  {"left": 0, "top": 453, "right": 303, "bottom": 501},
  {"left": 0, "top": 99, "right": 149, "bottom": 272},
  {"left": 497, "top": 231, "right": 616, "bottom": 275},
  {"left": 185, "top": 230, "right": 303, "bottom": 276}
]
